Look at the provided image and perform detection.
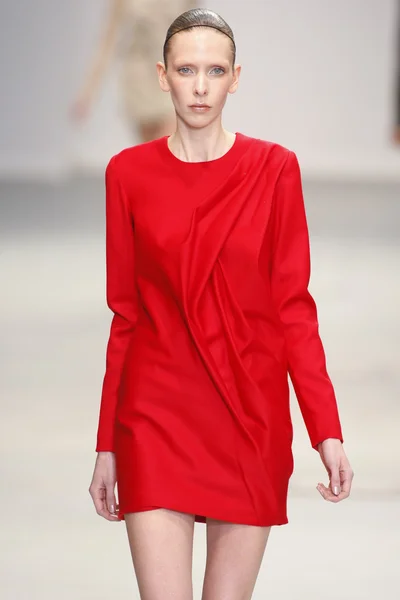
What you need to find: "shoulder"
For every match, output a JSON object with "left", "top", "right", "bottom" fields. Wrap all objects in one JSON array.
[
  {"left": 239, "top": 133, "right": 299, "bottom": 174},
  {"left": 105, "top": 137, "right": 164, "bottom": 177}
]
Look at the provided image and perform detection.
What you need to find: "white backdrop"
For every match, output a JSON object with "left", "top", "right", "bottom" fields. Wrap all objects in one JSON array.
[{"left": 0, "top": 0, "right": 399, "bottom": 178}]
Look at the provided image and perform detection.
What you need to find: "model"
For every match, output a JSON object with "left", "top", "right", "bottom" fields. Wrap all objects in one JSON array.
[{"left": 89, "top": 7, "right": 354, "bottom": 599}]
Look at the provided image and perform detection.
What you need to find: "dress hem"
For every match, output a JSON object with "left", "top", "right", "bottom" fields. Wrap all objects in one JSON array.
[{"left": 116, "top": 500, "right": 289, "bottom": 527}]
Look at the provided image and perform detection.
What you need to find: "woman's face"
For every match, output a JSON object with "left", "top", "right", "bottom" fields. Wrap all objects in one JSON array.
[{"left": 157, "top": 27, "right": 241, "bottom": 128}]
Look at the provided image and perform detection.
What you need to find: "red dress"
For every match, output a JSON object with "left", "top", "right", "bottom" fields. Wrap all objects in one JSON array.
[{"left": 96, "top": 132, "right": 343, "bottom": 526}]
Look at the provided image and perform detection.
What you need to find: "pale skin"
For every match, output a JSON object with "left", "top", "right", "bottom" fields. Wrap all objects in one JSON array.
[{"left": 89, "top": 26, "right": 354, "bottom": 599}]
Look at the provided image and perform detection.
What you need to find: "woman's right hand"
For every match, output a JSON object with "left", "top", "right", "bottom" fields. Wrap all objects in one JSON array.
[{"left": 89, "top": 451, "right": 119, "bottom": 521}]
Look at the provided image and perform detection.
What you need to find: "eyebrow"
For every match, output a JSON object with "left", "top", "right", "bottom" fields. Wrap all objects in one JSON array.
[{"left": 173, "top": 60, "right": 230, "bottom": 68}]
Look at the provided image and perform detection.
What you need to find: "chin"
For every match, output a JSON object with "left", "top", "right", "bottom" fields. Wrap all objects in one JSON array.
[
  {"left": 190, "top": 120, "right": 212, "bottom": 129},
  {"left": 187, "top": 113, "right": 218, "bottom": 128}
]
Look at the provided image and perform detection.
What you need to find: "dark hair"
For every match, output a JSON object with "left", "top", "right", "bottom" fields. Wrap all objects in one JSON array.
[{"left": 163, "top": 8, "right": 236, "bottom": 71}]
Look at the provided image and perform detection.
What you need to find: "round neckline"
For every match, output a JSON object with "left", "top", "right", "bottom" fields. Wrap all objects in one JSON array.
[{"left": 161, "top": 132, "right": 243, "bottom": 166}]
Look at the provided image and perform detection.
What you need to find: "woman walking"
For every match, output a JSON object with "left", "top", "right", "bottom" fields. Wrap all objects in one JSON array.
[{"left": 89, "top": 8, "right": 354, "bottom": 599}]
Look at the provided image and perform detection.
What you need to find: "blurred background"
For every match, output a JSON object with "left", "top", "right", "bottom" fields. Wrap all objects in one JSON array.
[{"left": 1, "top": 0, "right": 399, "bottom": 599}]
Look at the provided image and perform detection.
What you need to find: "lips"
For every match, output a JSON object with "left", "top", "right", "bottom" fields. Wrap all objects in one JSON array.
[{"left": 190, "top": 104, "right": 211, "bottom": 108}]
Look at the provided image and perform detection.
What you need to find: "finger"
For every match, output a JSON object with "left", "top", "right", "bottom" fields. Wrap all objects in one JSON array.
[
  {"left": 329, "top": 467, "right": 341, "bottom": 497},
  {"left": 96, "top": 500, "right": 119, "bottom": 521},
  {"left": 106, "top": 484, "right": 117, "bottom": 516},
  {"left": 317, "top": 479, "right": 352, "bottom": 503},
  {"left": 89, "top": 486, "right": 119, "bottom": 521},
  {"left": 316, "top": 482, "right": 341, "bottom": 503},
  {"left": 100, "top": 509, "right": 119, "bottom": 521},
  {"left": 339, "top": 468, "right": 354, "bottom": 497}
]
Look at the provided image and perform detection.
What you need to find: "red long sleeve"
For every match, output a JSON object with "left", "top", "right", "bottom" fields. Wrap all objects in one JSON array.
[
  {"left": 96, "top": 156, "right": 140, "bottom": 452},
  {"left": 270, "top": 150, "right": 343, "bottom": 449}
]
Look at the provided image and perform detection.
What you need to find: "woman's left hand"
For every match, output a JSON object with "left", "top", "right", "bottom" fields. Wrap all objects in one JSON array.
[{"left": 316, "top": 438, "right": 354, "bottom": 502}]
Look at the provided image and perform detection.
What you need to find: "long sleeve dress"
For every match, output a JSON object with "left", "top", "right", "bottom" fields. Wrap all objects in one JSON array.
[{"left": 96, "top": 132, "right": 344, "bottom": 526}]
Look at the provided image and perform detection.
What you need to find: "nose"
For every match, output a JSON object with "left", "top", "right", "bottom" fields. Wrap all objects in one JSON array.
[{"left": 193, "top": 72, "right": 208, "bottom": 97}]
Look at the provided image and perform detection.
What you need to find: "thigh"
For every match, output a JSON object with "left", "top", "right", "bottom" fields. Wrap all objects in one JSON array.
[
  {"left": 125, "top": 508, "right": 195, "bottom": 600},
  {"left": 201, "top": 518, "right": 271, "bottom": 600}
]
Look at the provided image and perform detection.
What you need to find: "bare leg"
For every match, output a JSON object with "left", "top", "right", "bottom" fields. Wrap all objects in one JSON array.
[
  {"left": 138, "top": 114, "right": 176, "bottom": 143},
  {"left": 201, "top": 518, "right": 271, "bottom": 600},
  {"left": 125, "top": 508, "right": 195, "bottom": 600}
]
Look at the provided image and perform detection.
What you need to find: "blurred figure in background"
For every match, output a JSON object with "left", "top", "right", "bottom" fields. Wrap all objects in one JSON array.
[
  {"left": 394, "top": 0, "right": 400, "bottom": 144},
  {"left": 71, "top": 0, "right": 195, "bottom": 142}
]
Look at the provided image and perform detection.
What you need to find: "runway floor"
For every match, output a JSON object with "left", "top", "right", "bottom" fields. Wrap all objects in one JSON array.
[{"left": 1, "top": 175, "right": 399, "bottom": 598}]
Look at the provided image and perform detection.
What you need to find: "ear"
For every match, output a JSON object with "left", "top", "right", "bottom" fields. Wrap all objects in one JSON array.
[
  {"left": 156, "top": 61, "right": 170, "bottom": 92},
  {"left": 228, "top": 64, "right": 241, "bottom": 95}
]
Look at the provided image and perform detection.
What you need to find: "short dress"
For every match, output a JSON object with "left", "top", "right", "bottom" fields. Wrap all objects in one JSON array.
[
  {"left": 116, "top": 0, "right": 195, "bottom": 124},
  {"left": 96, "top": 132, "right": 344, "bottom": 525}
]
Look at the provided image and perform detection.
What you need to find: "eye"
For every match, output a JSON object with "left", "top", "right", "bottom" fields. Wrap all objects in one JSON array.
[
  {"left": 178, "top": 67, "right": 192, "bottom": 75},
  {"left": 211, "top": 67, "right": 225, "bottom": 75}
]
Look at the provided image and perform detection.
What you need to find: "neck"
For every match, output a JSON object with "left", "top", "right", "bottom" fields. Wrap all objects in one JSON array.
[{"left": 167, "top": 122, "right": 236, "bottom": 163}]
